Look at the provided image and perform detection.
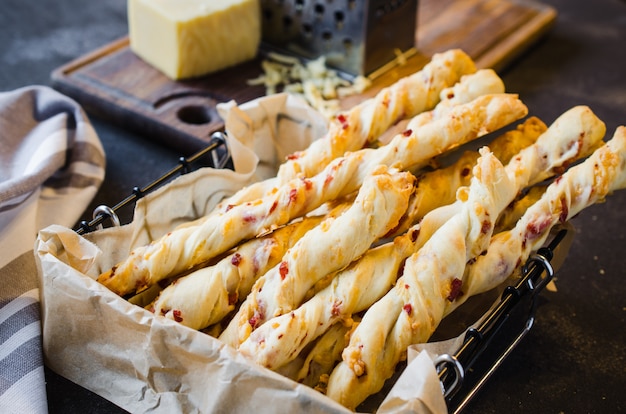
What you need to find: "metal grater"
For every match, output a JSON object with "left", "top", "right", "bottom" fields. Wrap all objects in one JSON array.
[{"left": 259, "top": 0, "right": 418, "bottom": 77}]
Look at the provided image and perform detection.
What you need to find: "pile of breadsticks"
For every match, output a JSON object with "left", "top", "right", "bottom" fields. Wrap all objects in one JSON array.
[{"left": 96, "top": 49, "right": 626, "bottom": 411}]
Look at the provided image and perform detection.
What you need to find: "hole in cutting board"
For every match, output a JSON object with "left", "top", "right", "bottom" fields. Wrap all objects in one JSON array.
[{"left": 176, "top": 105, "right": 213, "bottom": 125}]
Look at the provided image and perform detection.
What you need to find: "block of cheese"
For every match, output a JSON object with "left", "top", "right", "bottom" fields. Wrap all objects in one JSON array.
[{"left": 128, "top": 0, "right": 261, "bottom": 80}]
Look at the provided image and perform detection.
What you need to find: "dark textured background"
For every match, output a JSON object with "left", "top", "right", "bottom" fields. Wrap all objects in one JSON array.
[{"left": 1, "top": 0, "right": 625, "bottom": 412}]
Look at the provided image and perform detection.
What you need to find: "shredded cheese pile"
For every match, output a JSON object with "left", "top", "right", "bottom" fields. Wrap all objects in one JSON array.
[{"left": 248, "top": 52, "right": 372, "bottom": 120}]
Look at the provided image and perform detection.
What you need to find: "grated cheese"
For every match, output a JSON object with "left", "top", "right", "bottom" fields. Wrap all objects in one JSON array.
[{"left": 248, "top": 52, "right": 372, "bottom": 120}]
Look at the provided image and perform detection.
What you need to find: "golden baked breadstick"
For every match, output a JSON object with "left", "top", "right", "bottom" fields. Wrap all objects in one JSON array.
[
  {"left": 237, "top": 226, "right": 422, "bottom": 369},
  {"left": 506, "top": 106, "right": 605, "bottom": 188},
  {"left": 277, "top": 50, "right": 477, "bottom": 179},
  {"left": 219, "top": 166, "right": 415, "bottom": 347},
  {"left": 216, "top": 49, "right": 478, "bottom": 210},
  {"left": 326, "top": 93, "right": 527, "bottom": 196},
  {"left": 453, "top": 126, "right": 626, "bottom": 307},
  {"left": 97, "top": 94, "right": 526, "bottom": 296},
  {"left": 179, "top": 68, "right": 502, "bottom": 244},
  {"left": 214, "top": 65, "right": 501, "bottom": 219},
  {"left": 325, "top": 149, "right": 514, "bottom": 409},
  {"left": 401, "top": 68, "right": 505, "bottom": 134},
  {"left": 403, "top": 105, "right": 606, "bottom": 252},
  {"left": 488, "top": 117, "right": 548, "bottom": 164},
  {"left": 149, "top": 209, "right": 340, "bottom": 330},
  {"left": 214, "top": 95, "right": 524, "bottom": 345}
]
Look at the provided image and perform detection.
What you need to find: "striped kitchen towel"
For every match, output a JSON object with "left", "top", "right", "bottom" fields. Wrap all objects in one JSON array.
[{"left": 0, "top": 85, "right": 105, "bottom": 413}]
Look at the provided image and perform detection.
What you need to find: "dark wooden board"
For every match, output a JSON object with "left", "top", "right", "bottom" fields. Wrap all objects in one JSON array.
[{"left": 51, "top": 0, "right": 556, "bottom": 154}]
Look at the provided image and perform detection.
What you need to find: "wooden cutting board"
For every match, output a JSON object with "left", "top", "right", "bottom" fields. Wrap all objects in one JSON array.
[{"left": 51, "top": 0, "right": 556, "bottom": 154}]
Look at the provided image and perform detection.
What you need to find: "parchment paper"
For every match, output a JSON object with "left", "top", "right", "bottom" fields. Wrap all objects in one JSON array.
[{"left": 34, "top": 93, "right": 502, "bottom": 414}]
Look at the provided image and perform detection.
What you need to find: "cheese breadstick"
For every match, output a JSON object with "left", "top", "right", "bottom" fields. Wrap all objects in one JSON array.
[
  {"left": 219, "top": 166, "right": 415, "bottom": 347},
  {"left": 216, "top": 50, "right": 478, "bottom": 210},
  {"left": 213, "top": 95, "right": 524, "bottom": 343},
  {"left": 236, "top": 112, "right": 553, "bottom": 371},
  {"left": 494, "top": 184, "right": 547, "bottom": 233},
  {"left": 277, "top": 49, "right": 478, "bottom": 180},
  {"left": 293, "top": 319, "right": 358, "bottom": 392},
  {"left": 150, "top": 209, "right": 340, "bottom": 330},
  {"left": 154, "top": 117, "right": 540, "bottom": 334},
  {"left": 452, "top": 125, "right": 626, "bottom": 307},
  {"left": 308, "top": 93, "right": 526, "bottom": 204},
  {"left": 400, "top": 68, "right": 505, "bottom": 134},
  {"left": 326, "top": 149, "right": 514, "bottom": 409},
  {"left": 237, "top": 226, "right": 422, "bottom": 369},
  {"left": 184, "top": 68, "right": 502, "bottom": 239},
  {"left": 401, "top": 105, "right": 606, "bottom": 253},
  {"left": 97, "top": 94, "right": 526, "bottom": 296}
]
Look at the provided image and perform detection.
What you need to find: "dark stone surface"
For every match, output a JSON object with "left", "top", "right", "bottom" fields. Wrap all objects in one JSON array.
[{"left": 1, "top": 0, "right": 624, "bottom": 412}]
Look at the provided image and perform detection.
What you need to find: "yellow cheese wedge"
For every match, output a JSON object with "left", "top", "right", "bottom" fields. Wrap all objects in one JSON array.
[{"left": 128, "top": 0, "right": 261, "bottom": 80}]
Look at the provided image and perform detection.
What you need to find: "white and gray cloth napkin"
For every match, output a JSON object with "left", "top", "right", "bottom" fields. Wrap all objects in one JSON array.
[{"left": 0, "top": 85, "right": 105, "bottom": 414}]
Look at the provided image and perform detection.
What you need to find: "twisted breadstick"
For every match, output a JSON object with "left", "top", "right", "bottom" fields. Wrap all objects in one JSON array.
[
  {"left": 213, "top": 94, "right": 524, "bottom": 343},
  {"left": 97, "top": 94, "right": 526, "bottom": 296},
  {"left": 237, "top": 226, "right": 422, "bottom": 369},
  {"left": 216, "top": 50, "right": 477, "bottom": 210},
  {"left": 401, "top": 68, "right": 505, "bottom": 134},
  {"left": 276, "top": 49, "right": 477, "bottom": 180},
  {"left": 402, "top": 105, "right": 606, "bottom": 252},
  {"left": 325, "top": 149, "right": 513, "bottom": 409},
  {"left": 150, "top": 208, "right": 342, "bottom": 330},
  {"left": 452, "top": 125, "right": 626, "bottom": 307},
  {"left": 494, "top": 184, "right": 547, "bottom": 233},
  {"left": 312, "top": 93, "right": 526, "bottom": 202},
  {"left": 219, "top": 166, "right": 415, "bottom": 347}
]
